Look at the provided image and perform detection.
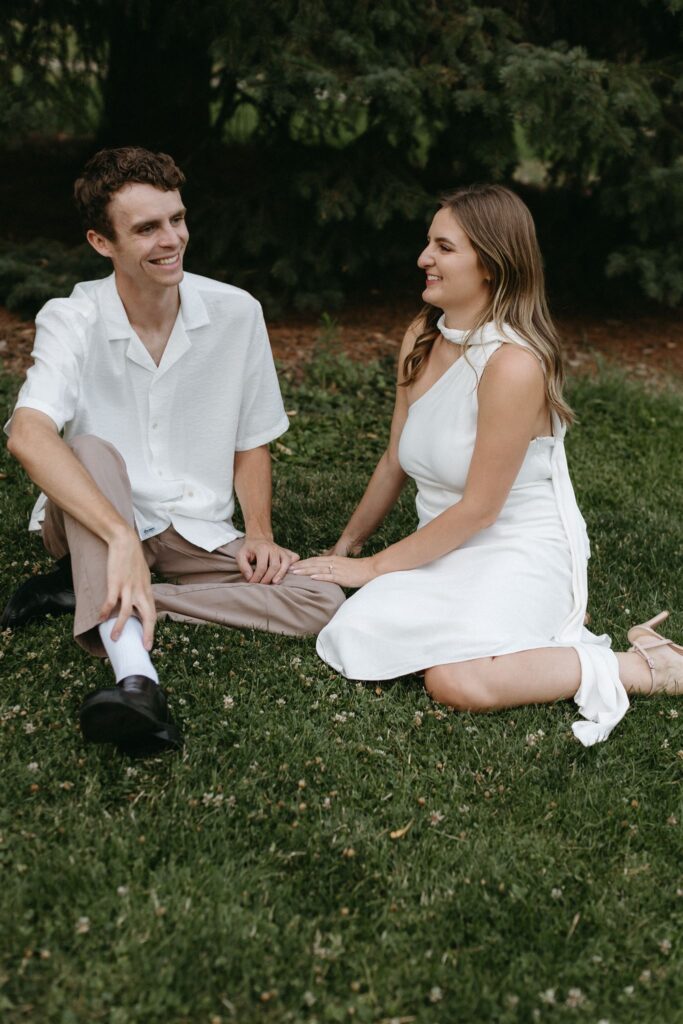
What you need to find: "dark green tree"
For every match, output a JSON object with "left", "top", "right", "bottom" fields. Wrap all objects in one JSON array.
[{"left": 1, "top": 0, "right": 681, "bottom": 310}]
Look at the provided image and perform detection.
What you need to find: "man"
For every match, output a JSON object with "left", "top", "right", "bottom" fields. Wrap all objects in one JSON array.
[{"left": 3, "top": 146, "right": 344, "bottom": 756}]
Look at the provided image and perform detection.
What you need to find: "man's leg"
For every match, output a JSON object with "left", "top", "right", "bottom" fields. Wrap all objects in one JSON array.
[
  {"left": 41, "top": 435, "right": 139, "bottom": 654},
  {"left": 147, "top": 528, "right": 345, "bottom": 635},
  {"left": 41, "top": 435, "right": 180, "bottom": 753}
]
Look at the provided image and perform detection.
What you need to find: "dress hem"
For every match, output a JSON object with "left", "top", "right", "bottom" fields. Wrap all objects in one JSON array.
[{"left": 317, "top": 636, "right": 585, "bottom": 682}]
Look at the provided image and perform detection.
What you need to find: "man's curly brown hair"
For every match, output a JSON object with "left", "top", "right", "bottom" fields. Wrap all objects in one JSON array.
[{"left": 74, "top": 146, "right": 186, "bottom": 239}]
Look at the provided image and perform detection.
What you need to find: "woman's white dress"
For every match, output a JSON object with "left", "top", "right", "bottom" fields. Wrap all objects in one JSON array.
[{"left": 317, "top": 317, "right": 629, "bottom": 746}]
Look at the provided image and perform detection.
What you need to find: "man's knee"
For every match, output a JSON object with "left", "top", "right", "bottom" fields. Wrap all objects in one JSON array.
[
  {"left": 308, "top": 581, "right": 345, "bottom": 630},
  {"left": 322, "top": 582, "right": 346, "bottom": 617},
  {"left": 424, "top": 662, "right": 496, "bottom": 713},
  {"left": 284, "top": 577, "right": 345, "bottom": 633}
]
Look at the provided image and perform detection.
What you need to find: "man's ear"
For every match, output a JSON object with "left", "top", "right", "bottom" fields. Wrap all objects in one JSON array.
[{"left": 86, "top": 229, "right": 114, "bottom": 259}]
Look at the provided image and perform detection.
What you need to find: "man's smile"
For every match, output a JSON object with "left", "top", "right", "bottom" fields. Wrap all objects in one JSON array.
[{"left": 149, "top": 254, "right": 181, "bottom": 266}]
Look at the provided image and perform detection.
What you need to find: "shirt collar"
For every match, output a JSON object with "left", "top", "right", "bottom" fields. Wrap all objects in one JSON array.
[
  {"left": 178, "top": 273, "right": 210, "bottom": 331},
  {"left": 100, "top": 271, "right": 210, "bottom": 341}
]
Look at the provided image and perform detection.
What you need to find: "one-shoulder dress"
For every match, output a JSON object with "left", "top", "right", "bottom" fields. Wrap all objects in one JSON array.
[{"left": 316, "top": 317, "right": 630, "bottom": 746}]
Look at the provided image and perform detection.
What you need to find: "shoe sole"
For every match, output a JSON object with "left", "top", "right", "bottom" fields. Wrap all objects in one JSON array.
[
  {"left": 117, "top": 724, "right": 183, "bottom": 757},
  {"left": 79, "top": 691, "right": 169, "bottom": 745}
]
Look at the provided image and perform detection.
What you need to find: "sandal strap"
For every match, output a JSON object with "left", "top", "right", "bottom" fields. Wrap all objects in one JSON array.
[
  {"left": 629, "top": 640, "right": 657, "bottom": 694},
  {"left": 629, "top": 633, "right": 673, "bottom": 652}
]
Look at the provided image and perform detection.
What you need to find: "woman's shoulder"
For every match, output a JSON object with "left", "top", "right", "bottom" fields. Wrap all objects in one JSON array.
[
  {"left": 482, "top": 340, "right": 546, "bottom": 401},
  {"left": 401, "top": 313, "right": 427, "bottom": 347},
  {"left": 394, "top": 314, "right": 426, "bottom": 369}
]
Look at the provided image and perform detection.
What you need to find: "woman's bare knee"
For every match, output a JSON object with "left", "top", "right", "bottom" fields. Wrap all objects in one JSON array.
[{"left": 424, "top": 661, "right": 497, "bottom": 712}]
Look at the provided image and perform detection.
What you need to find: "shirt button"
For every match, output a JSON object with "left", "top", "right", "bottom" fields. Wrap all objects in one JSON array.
[
  {"left": 187, "top": 490, "right": 194, "bottom": 497},
  {"left": 157, "top": 470, "right": 163, "bottom": 477},
  {"left": 152, "top": 422, "right": 158, "bottom": 430}
]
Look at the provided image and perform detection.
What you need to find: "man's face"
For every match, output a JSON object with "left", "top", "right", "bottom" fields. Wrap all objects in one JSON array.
[{"left": 88, "top": 183, "right": 189, "bottom": 289}]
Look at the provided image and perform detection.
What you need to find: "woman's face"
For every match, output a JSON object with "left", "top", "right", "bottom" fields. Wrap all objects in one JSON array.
[{"left": 417, "top": 208, "right": 490, "bottom": 321}]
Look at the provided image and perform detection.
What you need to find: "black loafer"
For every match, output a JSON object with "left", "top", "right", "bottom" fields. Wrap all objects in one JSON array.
[
  {"left": 79, "top": 675, "right": 181, "bottom": 751},
  {"left": 117, "top": 723, "right": 183, "bottom": 758},
  {"left": 1, "top": 555, "right": 75, "bottom": 628}
]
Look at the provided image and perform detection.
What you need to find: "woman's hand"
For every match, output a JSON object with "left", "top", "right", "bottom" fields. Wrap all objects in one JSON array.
[{"left": 290, "top": 554, "right": 378, "bottom": 589}]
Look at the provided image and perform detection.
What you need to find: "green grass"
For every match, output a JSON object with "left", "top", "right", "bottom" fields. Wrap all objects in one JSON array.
[{"left": 0, "top": 356, "right": 682, "bottom": 1024}]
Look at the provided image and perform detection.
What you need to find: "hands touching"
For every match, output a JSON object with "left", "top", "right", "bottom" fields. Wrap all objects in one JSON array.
[
  {"left": 236, "top": 536, "right": 300, "bottom": 584},
  {"left": 291, "top": 542, "right": 377, "bottom": 589},
  {"left": 324, "top": 535, "right": 364, "bottom": 558},
  {"left": 100, "top": 526, "right": 156, "bottom": 649}
]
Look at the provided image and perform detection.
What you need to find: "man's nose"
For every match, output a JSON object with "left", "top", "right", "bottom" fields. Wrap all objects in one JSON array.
[{"left": 160, "top": 223, "right": 179, "bottom": 245}]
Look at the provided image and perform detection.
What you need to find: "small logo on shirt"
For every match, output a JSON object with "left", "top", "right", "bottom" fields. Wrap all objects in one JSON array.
[{"left": 142, "top": 526, "right": 156, "bottom": 536}]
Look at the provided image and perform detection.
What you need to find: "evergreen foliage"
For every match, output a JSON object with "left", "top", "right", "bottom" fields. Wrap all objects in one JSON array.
[
  {"left": 0, "top": 241, "right": 103, "bottom": 319},
  {"left": 1, "top": 1, "right": 681, "bottom": 310}
]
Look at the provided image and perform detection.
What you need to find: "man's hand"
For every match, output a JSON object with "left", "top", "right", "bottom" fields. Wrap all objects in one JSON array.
[
  {"left": 290, "top": 554, "right": 377, "bottom": 589},
  {"left": 236, "top": 536, "right": 300, "bottom": 585},
  {"left": 100, "top": 526, "right": 156, "bottom": 648},
  {"left": 323, "top": 536, "right": 363, "bottom": 557}
]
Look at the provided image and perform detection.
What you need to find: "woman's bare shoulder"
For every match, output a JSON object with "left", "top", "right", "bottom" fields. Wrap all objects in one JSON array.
[
  {"left": 399, "top": 313, "right": 427, "bottom": 356},
  {"left": 485, "top": 340, "right": 545, "bottom": 383}
]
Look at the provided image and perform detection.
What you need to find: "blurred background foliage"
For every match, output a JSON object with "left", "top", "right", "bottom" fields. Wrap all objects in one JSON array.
[{"left": 1, "top": 0, "right": 682, "bottom": 314}]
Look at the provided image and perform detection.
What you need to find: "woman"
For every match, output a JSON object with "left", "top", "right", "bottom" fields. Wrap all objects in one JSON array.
[{"left": 292, "top": 185, "right": 683, "bottom": 744}]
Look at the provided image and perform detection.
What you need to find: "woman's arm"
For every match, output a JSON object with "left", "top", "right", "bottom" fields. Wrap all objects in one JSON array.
[
  {"left": 293, "top": 344, "right": 547, "bottom": 586},
  {"left": 327, "top": 321, "right": 420, "bottom": 556}
]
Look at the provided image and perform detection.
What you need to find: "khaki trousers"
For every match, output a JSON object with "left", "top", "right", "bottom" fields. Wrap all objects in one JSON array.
[{"left": 41, "top": 435, "right": 346, "bottom": 657}]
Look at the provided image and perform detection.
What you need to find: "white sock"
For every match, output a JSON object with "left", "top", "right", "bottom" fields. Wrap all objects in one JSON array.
[{"left": 98, "top": 616, "right": 159, "bottom": 685}]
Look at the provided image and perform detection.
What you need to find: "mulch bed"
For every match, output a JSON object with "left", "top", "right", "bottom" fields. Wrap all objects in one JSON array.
[{"left": 2, "top": 303, "right": 682, "bottom": 386}]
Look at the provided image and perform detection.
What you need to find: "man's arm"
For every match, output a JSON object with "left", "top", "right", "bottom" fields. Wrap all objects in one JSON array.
[
  {"left": 233, "top": 444, "right": 299, "bottom": 585},
  {"left": 7, "top": 408, "right": 156, "bottom": 647}
]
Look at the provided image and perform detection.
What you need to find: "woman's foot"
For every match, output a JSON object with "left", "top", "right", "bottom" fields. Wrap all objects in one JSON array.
[{"left": 627, "top": 612, "right": 683, "bottom": 695}]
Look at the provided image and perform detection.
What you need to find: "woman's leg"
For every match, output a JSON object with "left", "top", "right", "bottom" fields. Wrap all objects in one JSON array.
[{"left": 424, "top": 648, "right": 653, "bottom": 712}]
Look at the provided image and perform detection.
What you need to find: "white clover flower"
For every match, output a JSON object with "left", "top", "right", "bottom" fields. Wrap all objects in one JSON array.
[{"left": 565, "top": 987, "right": 585, "bottom": 1008}]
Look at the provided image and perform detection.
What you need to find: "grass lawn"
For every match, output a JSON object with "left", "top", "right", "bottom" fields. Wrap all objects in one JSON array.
[{"left": 0, "top": 351, "right": 682, "bottom": 1024}]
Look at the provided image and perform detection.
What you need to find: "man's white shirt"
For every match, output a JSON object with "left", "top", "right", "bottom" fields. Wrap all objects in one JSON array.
[{"left": 7, "top": 272, "right": 289, "bottom": 551}]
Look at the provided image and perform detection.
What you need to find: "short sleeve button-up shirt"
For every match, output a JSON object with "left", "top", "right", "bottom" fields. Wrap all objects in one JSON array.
[{"left": 8, "top": 272, "right": 289, "bottom": 551}]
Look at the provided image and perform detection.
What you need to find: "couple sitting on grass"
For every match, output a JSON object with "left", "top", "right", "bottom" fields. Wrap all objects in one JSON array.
[{"left": 3, "top": 146, "right": 682, "bottom": 757}]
